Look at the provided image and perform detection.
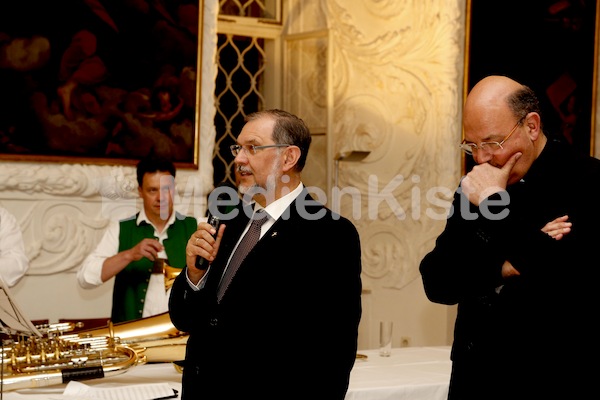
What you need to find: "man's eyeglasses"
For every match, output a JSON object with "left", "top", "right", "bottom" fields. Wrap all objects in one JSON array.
[
  {"left": 230, "top": 144, "right": 290, "bottom": 157},
  {"left": 459, "top": 116, "right": 526, "bottom": 155}
]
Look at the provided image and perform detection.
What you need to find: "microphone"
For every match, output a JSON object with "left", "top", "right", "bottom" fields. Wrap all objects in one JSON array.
[
  {"left": 194, "top": 183, "right": 237, "bottom": 269},
  {"left": 194, "top": 214, "right": 220, "bottom": 270}
]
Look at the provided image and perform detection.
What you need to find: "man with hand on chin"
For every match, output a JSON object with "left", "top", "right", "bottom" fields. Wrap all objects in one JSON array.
[{"left": 420, "top": 75, "right": 599, "bottom": 400}]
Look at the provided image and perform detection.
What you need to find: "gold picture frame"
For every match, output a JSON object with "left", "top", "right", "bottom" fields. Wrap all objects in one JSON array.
[
  {"left": 463, "top": 0, "right": 599, "bottom": 170},
  {"left": 0, "top": 0, "right": 203, "bottom": 168}
]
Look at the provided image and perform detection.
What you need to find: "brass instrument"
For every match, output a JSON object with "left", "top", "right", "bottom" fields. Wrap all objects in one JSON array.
[
  {"left": 0, "top": 312, "right": 187, "bottom": 392},
  {"left": 163, "top": 264, "right": 182, "bottom": 291},
  {"left": 71, "top": 312, "right": 188, "bottom": 363},
  {"left": 153, "top": 258, "right": 182, "bottom": 291},
  {"left": 1, "top": 326, "right": 142, "bottom": 392}
]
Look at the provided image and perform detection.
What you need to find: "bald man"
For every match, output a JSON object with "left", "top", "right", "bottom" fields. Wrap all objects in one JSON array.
[{"left": 420, "top": 75, "right": 600, "bottom": 400}]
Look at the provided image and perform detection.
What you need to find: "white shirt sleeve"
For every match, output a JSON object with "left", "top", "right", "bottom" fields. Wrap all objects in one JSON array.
[
  {"left": 0, "top": 207, "right": 29, "bottom": 287},
  {"left": 77, "top": 219, "right": 120, "bottom": 289}
]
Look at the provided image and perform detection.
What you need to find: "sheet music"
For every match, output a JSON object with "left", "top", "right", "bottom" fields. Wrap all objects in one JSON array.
[{"left": 62, "top": 381, "right": 177, "bottom": 400}]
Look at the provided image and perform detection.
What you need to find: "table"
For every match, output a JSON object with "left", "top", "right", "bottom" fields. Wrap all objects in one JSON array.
[
  {"left": 0, "top": 347, "right": 451, "bottom": 400},
  {"left": 347, "top": 346, "right": 451, "bottom": 400}
]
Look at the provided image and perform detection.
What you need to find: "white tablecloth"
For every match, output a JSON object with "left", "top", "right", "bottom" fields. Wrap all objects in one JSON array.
[
  {"left": 347, "top": 346, "right": 451, "bottom": 400},
  {"left": 0, "top": 347, "right": 451, "bottom": 400}
]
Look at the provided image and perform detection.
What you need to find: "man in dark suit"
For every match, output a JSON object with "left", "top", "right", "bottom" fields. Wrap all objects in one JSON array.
[
  {"left": 419, "top": 76, "right": 600, "bottom": 400},
  {"left": 169, "top": 109, "right": 362, "bottom": 400}
]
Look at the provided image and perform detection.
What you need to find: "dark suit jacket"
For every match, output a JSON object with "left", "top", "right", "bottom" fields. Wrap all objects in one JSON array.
[
  {"left": 420, "top": 139, "right": 600, "bottom": 400},
  {"left": 169, "top": 188, "right": 362, "bottom": 400}
]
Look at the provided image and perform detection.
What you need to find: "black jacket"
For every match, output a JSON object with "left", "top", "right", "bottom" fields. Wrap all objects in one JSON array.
[
  {"left": 420, "top": 139, "right": 600, "bottom": 399},
  {"left": 169, "top": 189, "right": 362, "bottom": 400}
]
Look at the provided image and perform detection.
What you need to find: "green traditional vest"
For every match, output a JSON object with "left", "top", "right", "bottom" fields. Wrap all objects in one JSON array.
[{"left": 111, "top": 212, "right": 197, "bottom": 323}]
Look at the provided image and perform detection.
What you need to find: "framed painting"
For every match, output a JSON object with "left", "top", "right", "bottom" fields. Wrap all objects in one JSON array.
[
  {"left": 0, "top": 0, "right": 203, "bottom": 168},
  {"left": 464, "top": 0, "right": 599, "bottom": 171}
]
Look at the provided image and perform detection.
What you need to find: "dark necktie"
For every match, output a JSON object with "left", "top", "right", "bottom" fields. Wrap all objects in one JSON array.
[{"left": 217, "top": 210, "right": 268, "bottom": 302}]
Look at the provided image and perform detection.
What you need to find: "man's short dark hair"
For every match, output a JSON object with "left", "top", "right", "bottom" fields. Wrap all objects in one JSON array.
[
  {"left": 245, "top": 109, "right": 312, "bottom": 172},
  {"left": 136, "top": 156, "right": 176, "bottom": 187}
]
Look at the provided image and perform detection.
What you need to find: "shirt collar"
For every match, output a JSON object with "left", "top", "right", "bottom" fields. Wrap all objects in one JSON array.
[
  {"left": 136, "top": 208, "right": 178, "bottom": 230},
  {"left": 257, "top": 182, "right": 304, "bottom": 220}
]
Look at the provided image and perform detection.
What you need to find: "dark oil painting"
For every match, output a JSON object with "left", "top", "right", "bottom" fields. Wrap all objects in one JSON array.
[{"left": 0, "top": 0, "right": 201, "bottom": 167}]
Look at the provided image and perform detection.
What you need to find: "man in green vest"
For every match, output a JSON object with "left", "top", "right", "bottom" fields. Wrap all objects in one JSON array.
[{"left": 77, "top": 156, "right": 197, "bottom": 323}]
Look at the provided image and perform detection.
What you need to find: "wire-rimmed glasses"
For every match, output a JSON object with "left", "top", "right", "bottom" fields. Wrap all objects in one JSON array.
[
  {"left": 230, "top": 144, "right": 290, "bottom": 157},
  {"left": 459, "top": 115, "right": 526, "bottom": 155}
]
